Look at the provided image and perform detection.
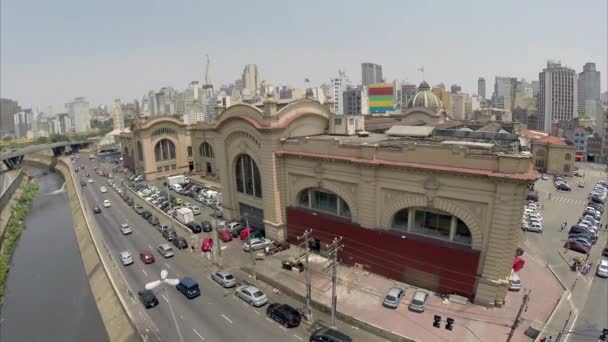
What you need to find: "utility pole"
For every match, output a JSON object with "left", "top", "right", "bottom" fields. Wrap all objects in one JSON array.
[
  {"left": 213, "top": 216, "right": 222, "bottom": 269},
  {"left": 298, "top": 229, "right": 313, "bottom": 321},
  {"left": 327, "top": 237, "right": 343, "bottom": 328},
  {"left": 244, "top": 214, "right": 256, "bottom": 281},
  {"left": 507, "top": 289, "right": 530, "bottom": 342}
]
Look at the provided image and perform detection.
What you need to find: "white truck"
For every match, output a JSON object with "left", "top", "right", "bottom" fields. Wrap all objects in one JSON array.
[
  {"left": 167, "top": 175, "right": 190, "bottom": 187},
  {"left": 175, "top": 207, "right": 194, "bottom": 225}
]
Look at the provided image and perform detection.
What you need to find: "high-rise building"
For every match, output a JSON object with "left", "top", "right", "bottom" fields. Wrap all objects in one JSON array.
[
  {"left": 478, "top": 78, "right": 486, "bottom": 99},
  {"left": 368, "top": 83, "right": 394, "bottom": 113},
  {"left": 242, "top": 64, "right": 260, "bottom": 96},
  {"left": 112, "top": 99, "right": 125, "bottom": 131},
  {"left": 205, "top": 54, "right": 213, "bottom": 86},
  {"left": 14, "top": 109, "right": 34, "bottom": 138},
  {"left": 400, "top": 84, "right": 417, "bottom": 108},
  {"left": 0, "top": 98, "right": 20, "bottom": 137},
  {"left": 65, "top": 97, "right": 91, "bottom": 133},
  {"left": 450, "top": 84, "right": 462, "bottom": 94},
  {"left": 329, "top": 71, "right": 350, "bottom": 114},
  {"left": 577, "top": 62, "right": 601, "bottom": 115},
  {"left": 361, "top": 63, "right": 383, "bottom": 86},
  {"left": 492, "top": 77, "right": 517, "bottom": 107},
  {"left": 343, "top": 86, "right": 369, "bottom": 115},
  {"left": 538, "top": 61, "right": 578, "bottom": 132}
]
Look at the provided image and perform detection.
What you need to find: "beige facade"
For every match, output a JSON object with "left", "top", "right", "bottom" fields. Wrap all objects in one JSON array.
[{"left": 531, "top": 136, "right": 575, "bottom": 176}]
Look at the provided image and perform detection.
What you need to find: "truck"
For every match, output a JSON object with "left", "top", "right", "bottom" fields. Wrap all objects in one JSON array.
[
  {"left": 175, "top": 207, "right": 194, "bottom": 225},
  {"left": 167, "top": 175, "right": 190, "bottom": 186}
]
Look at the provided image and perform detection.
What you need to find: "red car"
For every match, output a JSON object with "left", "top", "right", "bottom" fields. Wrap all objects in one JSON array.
[
  {"left": 219, "top": 229, "right": 233, "bottom": 242},
  {"left": 564, "top": 241, "right": 590, "bottom": 254},
  {"left": 85, "top": 173, "right": 90, "bottom": 177},
  {"left": 239, "top": 227, "right": 255, "bottom": 240},
  {"left": 201, "top": 238, "right": 213, "bottom": 252},
  {"left": 80, "top": 165, "right": 85, "bottom": 170},
  {"left": 139, "top": 251, "right": 155, "bottom": 264}
]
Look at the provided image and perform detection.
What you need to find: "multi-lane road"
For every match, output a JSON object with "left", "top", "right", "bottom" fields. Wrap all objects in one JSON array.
[{"left": 73, "top": 154, "right": 381, "bottom": 342}]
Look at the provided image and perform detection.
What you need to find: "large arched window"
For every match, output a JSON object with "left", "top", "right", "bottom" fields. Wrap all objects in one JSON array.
[
  {"left": 200, "top": 142, "right": 214, "bottom": 158},
  {"left": 298, "top": 188, "right": 351, "bottom": 219},
  {"left": 235, "top": 154, "right": 262, "bottom": 198},
  {"left": 154, "top": 139, "right": 176, "bottom": 161},
  {"left": 391, "top": 207, "right": 472, "bottom": 245},
  {"left": 137, "top": 141, "right": 143, "bottom": 161}
]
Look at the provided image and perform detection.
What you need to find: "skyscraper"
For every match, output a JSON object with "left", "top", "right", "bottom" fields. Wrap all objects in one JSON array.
[
  {"left": 0, "top": 98, "right": 20, "bottom": 136},
  {"left": 65, "top": 97, "right": 91, "bottom": 133},
  {"left": 205, "top": 54, "right": 213, "bottom": 86},
  {"left": 361, "top": 63, "right": 383, "bottom": 86},
  {"left": 329, "top": 71, "right": 350, "bottom": 114},
  {"left": 538, "top": 61, "right": 578, "bottom": 132},
  {"left": 450, "top": 84, "right": 462, "bottom": 94},
  {"left": 343, "top": 86, "right": 369, "bottom": 115},
  {"left": 112, "top": 99, "right": 125, "bottom": 131},
  {"left": 242, "top": 64, "right": 260, "bottom": 96},
  {"left": 477, "top": 77, "right": 486, "bottom": 99},
  {"left": 577, "top": 62, "right": 601, "bottom": 115}
]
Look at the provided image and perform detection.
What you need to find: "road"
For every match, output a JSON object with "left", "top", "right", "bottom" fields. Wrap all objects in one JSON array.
[
  {"left": 75, "top": 154, "right": 382, "bottom": 342},
  {"left": 522, "top": 162, "right": 608, "bottom": 341}
]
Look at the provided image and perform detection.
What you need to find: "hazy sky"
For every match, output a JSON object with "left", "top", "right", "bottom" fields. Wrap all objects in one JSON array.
[{"left": 1, "top": 0, "right": 606, "bottom": 111}]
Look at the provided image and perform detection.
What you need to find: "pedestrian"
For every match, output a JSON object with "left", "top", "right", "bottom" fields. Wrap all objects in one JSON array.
[
  {"left": 560, "top": 222, "right": 565, "bottom": 231},
  {"left": 548, "top": 193, "right": 552, "bottom": 200},
  {"left": 540, "top": 338, "right": 547, "bottom": 342},
  {"left": 605, "top": 223, "right": 608, "bottom": 231},
  {"left": 548, "top": 336, "right": 554, "bottom": 342},
  {"left": 191, "top": 244, "right": 194, "bottom": 253}
]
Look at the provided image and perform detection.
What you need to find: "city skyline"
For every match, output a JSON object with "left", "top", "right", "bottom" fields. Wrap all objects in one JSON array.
[{"left": 1, "top": 0, "right": 606, "bottom": 110}]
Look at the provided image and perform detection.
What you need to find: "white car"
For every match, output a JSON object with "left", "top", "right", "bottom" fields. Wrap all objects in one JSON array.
[
  {"left": 597, "top": 260, "right": 608, "bottom": 278},
  {"left": 192, "top": 206, "right": 201, "bottom": 215},
  {"left": 120, "top": 251, "right": 133, "bottom": 266},
  {"left": 243, "top": 238, "right": 272, "bottom": 252},
  {"left": 100, "top": 186, "right": 107, "bottom": 193},
  {"left": 88, "top": 178, "right": 94, "bottom": 183},
  {"left": 103, "top": 200, "right": 111, "bottom": 208},
  {"left": 525, "top": 221, "right": 543, "bottom": 233},
  {"left": 120, "top": 223, "right": 132, "bottom": 235},
  {"left": 235, "top": 285, "right": 268, "bottom": 307}
]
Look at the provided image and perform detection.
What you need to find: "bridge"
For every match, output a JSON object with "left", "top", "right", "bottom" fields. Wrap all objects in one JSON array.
[{"left": 1, "top": 140, "right": 92, "bottom": 169}]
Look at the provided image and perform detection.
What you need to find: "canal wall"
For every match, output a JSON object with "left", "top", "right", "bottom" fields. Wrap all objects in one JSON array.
[
  {"left": 24, "top": 155, "right": 147, "bottom": 342},
  {"left": 0, "top": 170, "right": 25, "bottom": 245}
]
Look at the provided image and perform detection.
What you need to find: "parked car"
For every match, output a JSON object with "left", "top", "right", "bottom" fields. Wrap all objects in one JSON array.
[
  {"left": 172, "top": 237, "right": 189, "bottom": 250},
  {"left": 266, "top": 303, "right": 302, "bottom": 328},
  {"left": 201, "top": 238, "right": 213, "bottom": 252},
  {"left": 147, "top": 215, "right": 159, "bottom": 226},
  {"left": 310, "top": 328, "right": 352, "bottom": 342},
  {"left": 157, "top": 243, "right": 175, "bottom": 258},
  {"left": 139, "top": 251, "right": 155, "bottom": 264},
  {"left": 597, "top": 260, "right": 608, "bottom": 278},
  {"left": 138, "top": 290, "right": 159, "bottom": 309},
  {"left": 219, "top": 229, "right": 233, "bottom": 242},
  {"left": 557, "top": 183, "right": 571, "bottom": 191},
  {"left": 243, "top": 238, "right": 272, "bottom": 252},
  {"left": 120, "top": 251, "right": 133, "bottom": 266},
  {"left": 176, "top": 278, "right": 201, "bottom": 299},
  {"left": 162, "top": 229, "right": 177, "bottom": 241},
  {"left": 211, "top": 271, "right": 237, "bottom": 288},
  {"left": 525, "top": 221, "right": 543, "bottom": 233},
  {"left": 186, "top": 222, "right": 202, "bottom": 233},
  {"left": 564, "top": 240, "right": 590, "bottom": 254},
  {"left": 201, "top": 221, "right": 212, "bottom": 232},
  {"left": 158, "top": 224, "right": 169, "bottom": 234},
  {"left": 227, "top": 222, "right": 243, "bottom": 237},
  {"left": 509, "top": 273, "right": 521, "bottom": 291},
  {"left": 240, "top": 227, "right": 256, "bottom": 240},
  {"left": 408, "top": 290, "right": 429, "bottom": 312},
  {"left": 235, "top": 285, "right": 268, "bottom": 307},
  {"left": 383, "top": 287, "right": 405, "bottom": 308}
]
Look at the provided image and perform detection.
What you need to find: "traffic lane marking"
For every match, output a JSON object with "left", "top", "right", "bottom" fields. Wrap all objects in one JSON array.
[
  {"left": 221, "top": 313, "right": 232, "bottom": 324},
  {"left": 192, "top": 328, "right": 206, "bottom": 341},
  {"left": 161, "top": 294, "right": 169, "bottom": 303},
  {"left": 293, "top": 335, "right": 303, "bottom": 340},
  {"left": 141, "top": 268, "right": 148, "bottom": 276}
]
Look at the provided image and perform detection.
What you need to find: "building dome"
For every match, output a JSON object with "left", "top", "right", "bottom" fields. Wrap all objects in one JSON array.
[{"left": 407, "top": 81, "right": 443, "bottom": 112}]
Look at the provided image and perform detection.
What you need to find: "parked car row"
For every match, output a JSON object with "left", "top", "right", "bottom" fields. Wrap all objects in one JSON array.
[
  {"left": 522, "top": 201, "right": 543, "bottom": 233},
  {"left": 564, "top": 182, "right": 606, "bottom": 254},
  {"left": 170, "top": 181, "right": 223, "bottom": 211}
]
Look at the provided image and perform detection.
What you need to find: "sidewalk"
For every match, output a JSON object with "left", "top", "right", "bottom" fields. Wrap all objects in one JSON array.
[
  {"left": 188, "top": 174, "right": 221, "bottom": 190},
  {"left": 250, "top": 247, "right": 564, "bottom": 342}
]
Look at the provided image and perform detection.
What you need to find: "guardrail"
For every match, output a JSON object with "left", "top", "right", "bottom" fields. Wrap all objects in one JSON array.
[{"left": 0, "top": 170, "right": 23, "bottom": 212}]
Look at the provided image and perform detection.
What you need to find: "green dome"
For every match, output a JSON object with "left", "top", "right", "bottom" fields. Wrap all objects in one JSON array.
[{"left": 407, "top": 81, "right": 442, "bottom": 112}]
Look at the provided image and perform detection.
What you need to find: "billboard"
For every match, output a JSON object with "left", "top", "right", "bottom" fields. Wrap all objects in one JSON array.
[{"left": 368, "top": 83, "right": 394, "bottom": 113}]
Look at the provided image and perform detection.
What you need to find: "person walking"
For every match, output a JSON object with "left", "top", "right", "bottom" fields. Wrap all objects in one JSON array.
[
  {"left": 548, "top": 336, "right": 554, "bottom": 342},
  {"left": 548, "top": 192, "right": 552, "bottom": 200}
]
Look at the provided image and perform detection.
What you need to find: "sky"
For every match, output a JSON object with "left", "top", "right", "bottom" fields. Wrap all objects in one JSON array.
[{"left": 1, "top": 0, "right": 606, "bottom": 111}]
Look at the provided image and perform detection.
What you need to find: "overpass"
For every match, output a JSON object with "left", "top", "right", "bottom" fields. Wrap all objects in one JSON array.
[{"left": 1, "top": 140, "right": 92, "bottom": 169}]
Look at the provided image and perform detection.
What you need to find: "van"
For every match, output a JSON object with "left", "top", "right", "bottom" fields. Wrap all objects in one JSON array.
[{"left": 509, "top": 273, "right": 521, "bottom": 291}]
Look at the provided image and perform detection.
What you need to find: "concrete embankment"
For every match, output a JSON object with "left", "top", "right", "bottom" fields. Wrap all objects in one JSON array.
[{"left": 24, "top": 155, "right": 142, "bottom": 342}]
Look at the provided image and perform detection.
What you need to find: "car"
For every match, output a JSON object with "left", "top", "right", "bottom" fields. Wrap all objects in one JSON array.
[
  {"left": 603, "top": 244, "right": 608, "bottom": 257},
  {"left": 134, "top": 206, "right": 145, "bottom": 215},
  {"left": 243, "top": 237, "right": 272, "bottom": 252},
  {"left": 408, "top": 290, "right": 429, "bottom": 312},
  {"left": 186, "top": 222, "right": 202, "bottom": 233},
  {"left": 157, "top": 243, "right": 175, "bottom": 258},
  {"left": 310, "top": 328, "right": 352, "bottom": 342},
  {"left": 213, "top": 210, "right": 224, "bottom": 219},
  {"left": 176, "top": 278, "right": 201, "bottom": 299},
  {"left": 162, "top": 229, "right": 177, "bottom": 241},
  {"left": 235, "top": 285, "right": 268, "bottom": 307},
  {"left": 266, "top": 303, "right": 302, "bottom": 328},
  {"left": 525, "top": 221, "right": 543, "bottom": 233},
  {"left": 211, "top": 271, "right": 237, "bottom": 288},
  {"left": 201, "top": 221, "right": 212, "bottom": 232},
  {"left": 219, "top": 229, "right": 233, "bottom": 242},
  {"left": 120, "top": 251, "right": 133, "bottom": 266},
  {"left": 158, "top": 224, "right": 169, "bottom": 233},
  {"left": 172, "top": 237, "right": 189, "bottom": 250},
  {"left": 138, "top": 290, "right": 159, "bottom": 309},
  {"left": 102, "top": 199, "right": 111, "bottom": 208},
  {"left": 100, "top": 186, "right": 107, "bottom": 193},
  {"left": 93, "top": 206, "right": 101, "bottom": 214},
  {"left": 240, "top": 227, "right": 256, "bottom": 240},
  {"left": 191, "top": 206, "right": 201, "bottom": 215},
  {"left": 227, "top": 222, "right": 243, "bottom": 237},
  {"left": 557, "top": 183, "right": 571, "bottom": 191},
  {"left": 567, "top": 237, "right": 593, "bottom": 248},
  {"left": 172, "top": 198, "right": 184, "bottom": 206},
  {"left": 383, "top": 287, "right": 406, "bottom": 308},
  {"left": 564, "top": 240, "right": 590, "bottom": 254},
  {"left": 120, "top": 223, "right": 132, "bottom": 235},
  {"left": 139, "top": 251, "right": 155, "bottom": 264},
  {"left": 596, "top": 260, "right": 608, "bottom": 278},
  {"left": 80, "top": 165, "right": 84, "bottom": 170},
  {"left": 201, "top": 238, "right": 213, "bottom": 252},
  {"left": 142, "top": 211, "right": 152, "bottom": 220},
  {"left": 80, "top": 180, "right": 87, "bottom": 186},
  {"left": 541, "top": 174, "right": 548, "bottom": 180},
  {"left": 85, "top": 172, "right": 90, "bottom": 177},
  {"left": 147, "top": 215, "right": 159, "bottom": 226},
  {"left": 509, "top": 273, "right": 521, "bottom": 291}
]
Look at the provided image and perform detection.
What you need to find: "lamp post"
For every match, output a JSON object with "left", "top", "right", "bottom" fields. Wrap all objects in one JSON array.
[
  {"left": 145, "top": 270, "right": 182, "bottom": 342},
  {"left": 243, "top": 213, "right": 256, "bottom": 281},
  {"left": 213, "top": 215, "right": 223, "bottom": 269}
]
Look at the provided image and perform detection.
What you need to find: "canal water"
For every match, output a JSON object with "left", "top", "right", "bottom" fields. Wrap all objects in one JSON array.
[{"left": 0, "top": 166, "right": 108, "bottom": 342}]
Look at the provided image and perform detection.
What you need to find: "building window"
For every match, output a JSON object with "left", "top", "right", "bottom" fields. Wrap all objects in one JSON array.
[
  {"left": 536, "top": 149, "right": 545, "bottom": 158},
  {"left": 391, "top": 207, "right": 473, "bottom": 246},
  {"left": 171, "top": 164, "right": 177, "bottom": 170},
  {"left": 235, "top": 154, "right": 262, "bottom": 198},
  {"left": 564, "top": 153, "right": 571, "bottom": 161},
  {"left": 535, "top": 160, "right": 545, "bottom": 168},
  {"left": 187, "top": 146, "right": 193, "bottom": 157},
  {"left": 334, "top": 118, "right": 342, "bottom": 125},
  {"left": 297, "top": 188, "right": 351, "bottom": 219},
  {"left": 137, "top": 141, "right": 143, "bottom": 161},
  {"left": 164, "top": 165, "right": 170, "bottom": 171},
  {"left": 154, "top": 139, "right": 176, "bottom": 161},
  {"left": 454, "top": 218, "right": 472, "bottom": 244},
  {"left": 563, "top": 164, "right": 570, "bottom": 173},
  {"left": 156, "top": 167, "right": 162, "bottom": 173},
  {"left": 200, "top": 142, "right": 214, "bottom": 158},
  {"left": 413, "top": 209, "right": 452, "bottom": 239},
  {"left": 151, "top": 127, "right": 177, "bottom": 137},
  {"left": 392, "top": 208, "right": 409, "bottom": 231}
]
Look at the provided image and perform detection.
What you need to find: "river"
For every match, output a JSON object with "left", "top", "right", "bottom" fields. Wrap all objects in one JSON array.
[{"left": 0, "top": 166, "right": 108, "bottom": 342}]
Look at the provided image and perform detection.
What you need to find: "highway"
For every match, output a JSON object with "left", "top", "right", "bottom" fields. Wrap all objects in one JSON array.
[{"left": 73, "top": 154, "right": 381, "bottom": 342}]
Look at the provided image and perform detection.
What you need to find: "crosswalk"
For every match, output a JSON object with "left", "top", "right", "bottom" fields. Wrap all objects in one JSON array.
[{"left": 537, "top": 192, "right": 588, "bottom": 207}]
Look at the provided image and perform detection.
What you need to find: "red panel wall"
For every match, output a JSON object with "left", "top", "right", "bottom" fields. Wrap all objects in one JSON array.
[{"left": 286, "top": 207, "right": 480, "bottom": 298}]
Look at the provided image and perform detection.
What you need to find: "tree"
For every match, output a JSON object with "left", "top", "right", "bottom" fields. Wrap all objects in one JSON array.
[
  {"left": 2, "top": 136, "right": 13, "bottom": 142},
  {"left": 36, "top": 136, "right": 49, "bottom": 144}
]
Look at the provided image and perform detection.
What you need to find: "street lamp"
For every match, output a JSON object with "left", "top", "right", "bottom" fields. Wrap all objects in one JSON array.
[
  {"left": 213, "top": 214, "right": 223, "bottom": 269},
  {"left": 242, "top": 213, "right": 256, "bottom": 281},
  {"left": 145, "top": 270, "right": 182, "bottom": 342}
]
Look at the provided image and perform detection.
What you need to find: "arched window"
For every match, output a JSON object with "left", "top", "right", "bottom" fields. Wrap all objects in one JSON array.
[
  {"left": 297, "top": 188, "right": 351, "bottom": 219},
  {"left": 391, "top": 207, "right": 472, "bottom": 245},
  {"left": 200, "top": 142, "right": 214, "bottom": 158},
  {"left": 235, "top": 154, "right": 262, "bottom": 198},
  {"left": 154, "top": 139, "right": 176, "bottom": 161},
  {"left": 564, "top": 153, "right": 571, "bottom": 161},
  {"left": 137, "top": 141, "right": 143, "bottom": 161}
]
